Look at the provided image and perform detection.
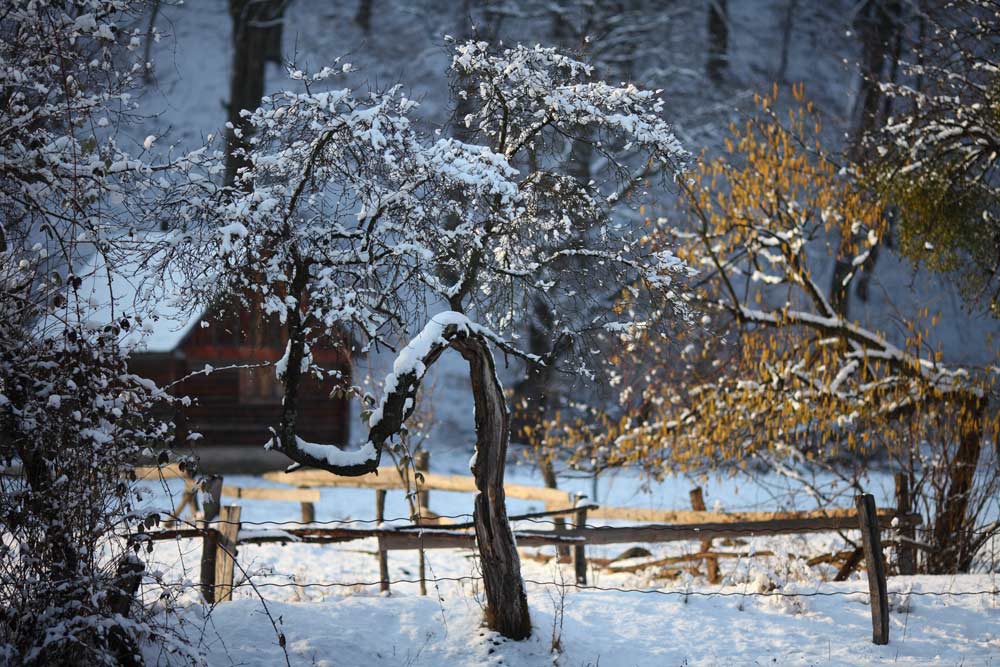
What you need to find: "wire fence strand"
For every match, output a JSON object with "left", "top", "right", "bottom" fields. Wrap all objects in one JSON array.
[{"left": 186, "top": 574, "right": 1000, "bottom": 600}]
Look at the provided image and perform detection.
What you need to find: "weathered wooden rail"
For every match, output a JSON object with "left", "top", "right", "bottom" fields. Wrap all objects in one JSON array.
[
  {"left": 137, "top": 462, "right": 911, "bottom": 642},
  {"left": 141, "top": 494, "right": 914, "bottom": 643},
  {"left": 260, "top": 465, "right": 573, "bottom": 506}
]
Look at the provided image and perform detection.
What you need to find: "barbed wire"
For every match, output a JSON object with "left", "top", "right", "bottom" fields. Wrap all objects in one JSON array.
[
  {"left": 202, "top": 574, "right": 999, "bottom": 600},
  {"left": 161, "top": 514, "right": 974, "bottom": 535}
]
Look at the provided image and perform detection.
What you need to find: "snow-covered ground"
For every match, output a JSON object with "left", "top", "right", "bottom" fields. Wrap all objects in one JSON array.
[
  {"left": 139, "top": 459, "right": 1000, "bottom": 666},
  {"left": 165, "top": 576, "right": 1000, "bottom": 667}
]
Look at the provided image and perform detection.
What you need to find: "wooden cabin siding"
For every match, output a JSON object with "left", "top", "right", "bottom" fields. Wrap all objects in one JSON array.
[{"left": 131, "top": 301, "right": 352, "bottom": 449}]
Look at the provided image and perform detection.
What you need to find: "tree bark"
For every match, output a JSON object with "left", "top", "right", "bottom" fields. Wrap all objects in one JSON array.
[
  {"left": 355, "top": 0, "right": 373, "bottom": 32},
  {"left": 928, "top": 396, "right": 985, "bottom": 573},
  {"left": 453, "top": 335, "right": 533, "bottom": 640},
  {"left": 777, "top": 0, "right": 798, "bottom": 81},
  {"left": 706, "top": 0, "right": 728, "bottom": 83},
  {"left": 829, "top": 0, "right": 901, "bottom": 316},
  {"left": 225, "top": 0, "right": 286, "bottom": 187}
]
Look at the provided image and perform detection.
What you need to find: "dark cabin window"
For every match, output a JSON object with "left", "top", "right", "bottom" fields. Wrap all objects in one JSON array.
[{"left": 239, "top": 366, "right": 282, "bottom": 403}]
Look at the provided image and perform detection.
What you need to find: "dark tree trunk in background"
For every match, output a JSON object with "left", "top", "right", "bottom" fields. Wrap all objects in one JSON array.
[
  {"left": 511, "top": 298, "right": 556, "bottom": 438},
  {"left": 830, "top": 0, "right": 902, "bottom": 316},
  {"left": 355, "top": 0, "right": 373, "bottom": 32},
  {"left": 849, "top": 0, "right": 901, "bottom": 160},
  {"left": 142, "top": 0, "right": 161, "bottom": 83},
  {"left": 566, "top": 133, "right": 592, "bottom": 182},
  {"left": 707, "top": 0, "right": 728, "bottom": 83},
  {"left": 927, "top": 397, "right": 986, "bottom": 574},
  {"left": 777, "top": 0, "right": 798, "bottom": 80},
  {"left": 225, "top": 0, "right": 287, "bottom": 187},
  {"left": 263, "top": 7, "right": 285, "bottom": 65}
]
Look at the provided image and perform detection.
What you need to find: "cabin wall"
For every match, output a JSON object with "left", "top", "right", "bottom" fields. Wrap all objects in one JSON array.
[{"left": 130, "top": 306, "right": 352, "bottom": 448}]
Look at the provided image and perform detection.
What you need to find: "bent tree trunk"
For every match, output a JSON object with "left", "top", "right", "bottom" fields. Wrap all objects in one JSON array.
[
  {"left": 453, "top": 334, "right": 532, "bottom": 639},
  {"left": 271, "top": 313, "right": 532, "bottom": 638}
]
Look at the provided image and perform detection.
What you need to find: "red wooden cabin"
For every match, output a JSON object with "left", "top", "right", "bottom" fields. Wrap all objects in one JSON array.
[
  {"left": 77, "top": 252, "right": 352, "bottom": 449},
  {"left": 129, "top": 301, "right": 352, "bottom": 448}
]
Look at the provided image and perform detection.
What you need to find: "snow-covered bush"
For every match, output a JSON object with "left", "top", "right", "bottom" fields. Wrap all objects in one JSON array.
[
  {"left": 0, "top": 2, "right": 186, "bottom": 664},
  {"left": 868, "top": 0, "right": 1000, "bottom": 316},
  {"left": 0, "top": 323, "right": 174, "bottom": 666}
]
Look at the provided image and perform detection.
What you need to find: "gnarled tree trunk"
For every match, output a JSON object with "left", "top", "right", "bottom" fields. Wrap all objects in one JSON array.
[
  {"left": 272, "top": 315, "right": 532, "bottom": 638},
  {"left": 452, "top": 334, "right": 532, "bottom": 639}
]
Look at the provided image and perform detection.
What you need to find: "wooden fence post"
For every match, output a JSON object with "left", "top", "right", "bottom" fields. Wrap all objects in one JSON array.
[
  {"left": 415, "top": 451, "right": 429, "bottom": 596},
  {"left": 300, "top": 499, "right": 316, "bottom": 524},
  {"left": 414, "top": 450, "right": 430, "bottom": 511},
  {"left": 376, "top": 489, "right": 390, "bottom": 593},
  {"left": 214, "top": 505, "right": 242, "bottom": 603},
  {"left": 690, "top": 487, "right": 720, "bottom": 583},
  {"left": 108, "top": 553, "right": 145, "bottom": 662},
  {"left": 201, "top": 475, "right": 223, "bottom": 522},
  {"left": 197, "top": 476, "right": 224, "bottom": 604},
  {"left": 110, "top": 554, "right": 145, "bottom": 616},
  {"left": 856, "top": 494, "right": 889, "bottom": 645},
  {"left": 199, "top": 522, "right": 219, "bottom": 604},
  {"left": 573, "top": 503, "right": 588, "bottom": 585},
  {"left": 894, "top": 473, "right": 916, "bottom": 575}
]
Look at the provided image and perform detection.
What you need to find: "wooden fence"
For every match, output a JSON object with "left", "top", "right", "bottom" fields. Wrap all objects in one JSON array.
[{"left": 138, "top": 460, "right": 916, "bottom": 643}]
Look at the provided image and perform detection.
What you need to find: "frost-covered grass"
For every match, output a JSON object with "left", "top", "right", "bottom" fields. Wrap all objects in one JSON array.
[{"left": 139, "top": 460, "right": 1000, "bottom": 666}]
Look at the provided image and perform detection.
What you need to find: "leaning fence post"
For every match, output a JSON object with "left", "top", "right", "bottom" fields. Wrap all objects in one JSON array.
[
  {"left": 573, "top": 501, "right": 588, "bottom": 585},
  {"left": 894, "top": 473, "right": 916, "bottom": 575},
  {"left": 214, "top": 505, "right": 242, "bottom": 603},
  {"left": 169, "top": 478, "right": 196, "bottom": 527},
  {"left": 375, "top": 488, "right": 390, "bottom": 593},
  {"left": 690, "top": 487, "right": 720, "bottom": 583},
  {"left": 197, "top": 476, "right": 224, "bottom": 604},
  {"left": 856, "top": 493, "right": 890, "bottom": 645}
]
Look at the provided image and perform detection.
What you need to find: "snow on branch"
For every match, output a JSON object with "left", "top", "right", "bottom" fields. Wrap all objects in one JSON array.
[
  {"left": 268, "top": 311, "right": 504, "bottom": 476},
  {"left": 172, "top": 41, "right": 697, "bottom": 473}
]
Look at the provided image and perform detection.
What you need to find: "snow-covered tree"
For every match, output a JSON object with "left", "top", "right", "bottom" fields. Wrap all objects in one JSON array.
[
  {"left": 553, "top": 89, "right": 998, "bottom": 573},
  {"left": 176, "top": 41, "right": 693, "bottom": 638},
  {"left": 0, "top": 2, "right": 191, "bottom": 663},
  {"left": 868, "top": 0, "right": 1000, "bottom": 316}
]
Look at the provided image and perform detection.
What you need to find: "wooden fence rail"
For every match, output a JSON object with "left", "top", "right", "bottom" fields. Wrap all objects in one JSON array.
[
  {"left": 141, "top": 506, "right": 915, "bottom": 608},
  {"left": 136, "top": 461, "right": 908, "bottom": 643},
  {"left": 261, "top": 466, "right": 573, "bottom": 506},
  {"left": 137, "top": 463, "right": 907, "bottom": 528}
]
